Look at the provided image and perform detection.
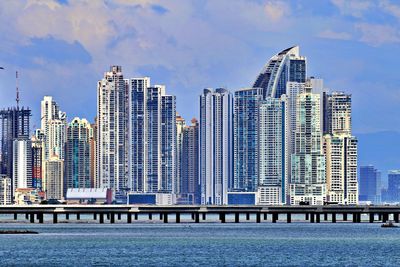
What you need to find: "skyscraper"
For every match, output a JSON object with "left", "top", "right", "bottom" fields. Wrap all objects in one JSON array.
[
  {"left": 233, "top": 88, "right": 262, "bottom": 193},
  {"left": 324, "top": 92, "right": 352, "bottom": 135},
  {"left": 200, "top": 88, "right": 233, "bottom": 205},
  {"left": 65, "top": 118, "right": 92, "bottom": 190},
  {"left": 144, "top": 85, "right": 176, "bottom": 193},
  {"left": 258, "top": 96, "right": 288, "bottom": 204},
  {"left": 45, "top": 156, "right": 64, "bottom": 200},
  {"left": 175, "top": 114, "right": 185, "bottom": 194},
  {"left": 387, "top": 170, "right": 400, "bottom": 202},
  {"left": 41, "top": 96, "right": 61, "bottom": 160},
  {"left": 12, "top": 138, "right": 32, "bottom": 192},
  {"left": 359, "top": 165, "right": 381, "bottom": 204},
  {"left": 97, "top": 66, "right": 128, "bottom": 194},
  {"left": 290, "top": 86, "right": 326, "bottom": 205},
  {"left": 0, "top": 175, "right": 12, "bottom": 205},
  {"left": 253, "top": 46, "right": 306, "bottom": 99},
  {"left": 324, "top": 134, "right": 358, "bottom": 204},
  {"left": 181, "top": 118, "right": 199, "bottom": 204},
  {"left": 128, "top": 77, "right": 150, "bottom": 192},
  {"left": 31, "top": 130, "right": 44, "bottom": 190},
  {"left": 0, "top": 107, "right": 31, "bottom": 182}
]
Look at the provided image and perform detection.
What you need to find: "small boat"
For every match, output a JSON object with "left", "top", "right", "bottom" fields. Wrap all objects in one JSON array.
[
  {"left": 0, "top": 230, "right": 39, "bottom": 234},
  {"left": 381, "top": 221, "right": 399, "bottom": 228}
]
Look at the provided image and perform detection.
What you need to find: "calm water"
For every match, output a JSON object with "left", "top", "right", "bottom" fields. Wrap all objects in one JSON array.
[{"left": 0, "top": 222, "right": 399, "bottom": 266}]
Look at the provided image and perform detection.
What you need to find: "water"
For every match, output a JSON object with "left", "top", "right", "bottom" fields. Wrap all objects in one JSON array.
[{"left": 1, "top": 222, "right": 399, "bottom": 266}]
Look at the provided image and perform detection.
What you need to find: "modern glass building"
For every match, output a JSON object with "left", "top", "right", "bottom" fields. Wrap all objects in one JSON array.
[
  {"left": 233, "top": 88, "right": 262, "bottom": 192},
  {"left": 200, "top": 88, "right": 233, "bottom": 205},
  {"left": 258, "top": 96, "right": 287, "bottom": 204},
  {"left": 290, "top": 86, "right": 326, "bottom": 205},
  {"left": 387, "top": 170, "right": 400, "bottom": 202},
  {"left": 253, "top": 46, "right": 306, "bottom": 99},
  {"left": 65, "top": 117, "right": 92, "bottom": 190},
  {"left": 359, "top": 165, "right": 381, "bottom": 204}
]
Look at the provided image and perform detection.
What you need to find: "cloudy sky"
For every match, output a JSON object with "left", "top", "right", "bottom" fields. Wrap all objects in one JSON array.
[{"left": 1, "top": 0, "right": 400, "bottom": 177}]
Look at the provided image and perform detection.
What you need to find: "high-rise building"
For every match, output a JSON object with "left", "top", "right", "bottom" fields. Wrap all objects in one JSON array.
[
  {"left": 41, "top": 96, "right": 61, "bottom": 160},
  {"left": 97, "top": 66, "right": 128, "bottom": 193},
  {"left": 386, "top": 170, "right": 400, "bottom": 202},
  {"left": 181, "top": 118, "right": 199, "bottom": 204},
  {"left": 200, "top": 88, "right": 233, "bottom": 205},
  {"left": 0, "top": 107, "right": 31, "bottom": 181},
  {"left": 31, "top": 130, "right": 44, "bottom": 190},
  {"left": 258, "top": 96, "right": 288, "bottom": 205},
  {"left": 175, "top": 114, "right": 185, "bottom": 194},
  {"left": 12, "top": 138, "right": 32, "bottom": 192},
  {"left": 45, "top": 156, "right": 64, "bottom": 200},
  {"left": 128, "top": 77, "right": 150, "bottom": 192},
  {"left": 324, "top": 92, "right": 352, "bottom": 135},
  {"left": 65, "top": 118, "right": 92, "bottom": 190},
  {"left": 253, "top": 46, "right": 306, "bottom": 99},
  {"left": 90, "top": 119, "right": 97, "bottom": 188},
  {"left": 359, "top": 165, "right": 381, "bottom": 203},
  {"left": 0, "top": 175, "right": 12, "bottom": 205},
  {"left": 47, "top": 118, "right": 67, "bottom": 160},
  {"left": 233, "top": 88, "right": 262, "bottom": 192},
  {"left": 324, "top": 134, "right": 358, "bottom": 204},
  {"left": 144, "top": 85, "right": 176, "bottom": 193},
  {"left": 290, "top": 86, "right": 326, "bottom": 205}
]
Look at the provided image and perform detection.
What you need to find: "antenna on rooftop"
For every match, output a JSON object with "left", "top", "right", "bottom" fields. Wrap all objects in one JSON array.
[{"left": 16, "top": 71, "right": 20, "bottom": 108}]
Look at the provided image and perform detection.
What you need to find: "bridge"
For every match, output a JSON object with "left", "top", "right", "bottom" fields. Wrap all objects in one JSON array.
[{"left": 0, "top": 205, "right": 399, "bottom": 224}]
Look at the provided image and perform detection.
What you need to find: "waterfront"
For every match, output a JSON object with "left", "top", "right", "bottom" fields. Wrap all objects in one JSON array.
[{"left": 1, "top": 223, "right": 399, "bottom": 266}]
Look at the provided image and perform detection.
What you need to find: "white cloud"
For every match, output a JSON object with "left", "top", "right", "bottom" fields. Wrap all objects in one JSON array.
[
  {"left": 380, "top": 1, "right": 400, "bottom": 19},
  {"left": 355, "top": 23, "right": 400, "bottom": 46},
  {"left": 331, "top": 0, "right": 372, "bottom": 18},
  {"left": 318, "top": 29, "right": 352, "bottom": 40},
  {"left": 264, "top": 1, "right": 291, "bottom": 22}
]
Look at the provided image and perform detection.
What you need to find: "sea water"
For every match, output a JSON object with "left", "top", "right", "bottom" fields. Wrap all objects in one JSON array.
[{"left": 0, "top": 222, "right": 399, "bottom": 266}]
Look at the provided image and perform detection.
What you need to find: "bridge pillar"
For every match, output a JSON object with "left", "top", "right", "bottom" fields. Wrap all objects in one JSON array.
[
  {"left": 264, "top": 213, "right": 267, "bottom": 220},
  {"left": 106, "top": 213, "right": 110, "bottom": 220},
  {"left": 394, "top": 213, "right": 399, "bottom": 223},
  {"left": 30, "top": 213, "right": 35, "bottom": 223},
  {"left": 369, "top": 213, "right": 374, "bottom": 223},
  {"left": 38, "top": 213, "right": 44, "bottom": 223},
  {"left": 272, "top": 213, "right": 278, "bottom": 223},
  {"left": 324, "top": 213, "right": 328, "bottom": 221},
  {"left": 352, "top": 213, "right": 357, "bottom": 223},
  {"left": 202, "top": 213, "right": 206, "bottom": 221},
  {"left": 25, "top": 213, "right": 29, "bottom": 220},
  {"left": 246, "top": 213, "right": 250, "bottom": 221},
  {"left": 53, "top": 213, "right": 58, "bottom": 224},
  {"left": 163, "top": 213, "right": 168, "bottom": 223},
  {"left": 118, "top": 213, "right": 122, "bottom": 220},
  {"left": 149, "top": 213, "right": 153, "bottom": 220},
  {"left": 316, "top": 213, "right": 320, "bottom": 223},
  {"left": 134, "top": 213, "right": 138, "bottom": 220},
  {"left": 127, "top": 213, "right": 132, "bottom": 223},
  {"left": 191, "top": 213, "right": 195, "bottom": 220},
  {"left": 99, "top": 213, "right": 104, "bottom": 224},
  {"left": 160, "top": 213, "right": 163, "bottom": 220},
  {"left": 93, "top": 213, "right": 97, "bottom": 220},
  {"left": 343, "top": 213, "right": 347, "bottom": 221},
  {"left": 332, "top": 213, "right": 336, "bottom": 223},
  {"left": 220, "top": 213, "right": 226, "bottom": 223},
  {"left": 287, "top": 213, "right": 291, "bottom": 223},
  {"left": 110, "top": 213, "right": 115, "bottom": 224},
  {"left": 235, "top": 213, "right": 240, "bottom": 223},
  {"left": 378, "top": 214, "right": 382, "bottom": 221},
  {"left": 383, "top": 213, "right": 389, "bottom": 223},
  {"left": 76, "top": 213, "right": 80, "bottom": 220},
  {"left": 14, "top": 213, "right": 17, "bottom": 220},
  {"left": 310, "top": 213, "right": 315, "bottom": 223},
  {"left": 256, "top": 213, "right": 261, "bottom": 223},
  {"left": 195, "top": 213, "right": 200, "bottom": 223},
  {"left": 305, "top": 213, "right": 309, "bottom": 221},
  {"left": 176, "top": 213, "right": 180, "bottom": 223},
  {"left": 66, "top": 213, "right": 70, "bottom": 220}
]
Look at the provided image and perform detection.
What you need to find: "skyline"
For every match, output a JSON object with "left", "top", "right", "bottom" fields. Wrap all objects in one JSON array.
[{"left": 1, "top": 0, "right": 400, "bottom": 175}]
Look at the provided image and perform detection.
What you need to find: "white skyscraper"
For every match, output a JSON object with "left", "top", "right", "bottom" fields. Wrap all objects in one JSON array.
[
  {"left": 200, "top": 88, "right": 233, "bottom": 205},
  {"left": 0, "top": 175, "right": 12, "bottom": 205},
  {"left": 97, "top": 66, "right": 128, "bottom": 194},
  {"left": 258, "top": 96, "right": 288, "bottom": 205},
  {"left": 12, "top": 139, "right": 32, "bottom": 192},
  {"left": 290, "top": 86, "right": 326, "bottom": 205}
]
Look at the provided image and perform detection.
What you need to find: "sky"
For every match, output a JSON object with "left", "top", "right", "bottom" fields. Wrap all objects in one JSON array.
[{"left": 0, "top": 0, "right": 400, "bottom": 178}]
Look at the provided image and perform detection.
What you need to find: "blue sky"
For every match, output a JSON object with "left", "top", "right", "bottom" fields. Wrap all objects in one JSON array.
[{"left": 0, "top": 0, "right": 400, "bottom": 178}]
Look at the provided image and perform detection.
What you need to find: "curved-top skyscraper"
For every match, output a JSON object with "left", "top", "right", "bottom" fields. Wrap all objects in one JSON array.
[{"left": 253, "top": 46, "right": 306, "bottom": 99}]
